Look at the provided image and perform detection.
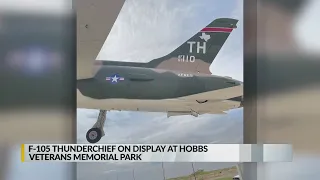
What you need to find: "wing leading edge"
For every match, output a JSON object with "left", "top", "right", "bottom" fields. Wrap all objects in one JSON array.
[{"left": 76, "top": 0, "right": 126, "bottom": 79}]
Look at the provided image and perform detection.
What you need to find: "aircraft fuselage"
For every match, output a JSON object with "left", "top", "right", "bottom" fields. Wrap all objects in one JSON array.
[{"left": 77, "top": 65, "right": 242, "bottom": 100}]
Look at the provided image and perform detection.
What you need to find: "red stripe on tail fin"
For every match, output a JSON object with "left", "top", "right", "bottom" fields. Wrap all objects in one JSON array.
[{"left": 200, "top": 27, "right": 234, "bottom": 33}]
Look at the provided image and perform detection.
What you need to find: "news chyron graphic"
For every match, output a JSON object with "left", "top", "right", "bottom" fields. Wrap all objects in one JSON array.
[{"left": 21, "top": 144, "right": 292, "bottom": 162}]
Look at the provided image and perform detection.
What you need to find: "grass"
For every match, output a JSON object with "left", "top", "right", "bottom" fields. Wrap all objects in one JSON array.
[{"left": 167, "top": 166, "right": 237, "bottom": 180}]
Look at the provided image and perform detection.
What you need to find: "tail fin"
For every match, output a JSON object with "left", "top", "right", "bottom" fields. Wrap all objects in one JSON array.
[
  {"left": 101, "top": 18, "right": 238, "bottom": 74},
  {"left": 147, "top": 18, "right": 238, "bottom": 74}
]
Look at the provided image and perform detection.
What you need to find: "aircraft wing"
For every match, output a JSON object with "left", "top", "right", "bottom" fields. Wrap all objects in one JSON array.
[
  {"left": 166, "top": 99, "right": 241, "bottom": 117},
  {"left": 76, "top": 0, "right": 126, "bottom": 79},
  {"left": 77, "top": 85, "right": 242, "bottom": 117},
  {"left": 167, "top": 85, "right": 243, "bottom": 117},
  {"left": 177, "top": 84, "right": 243, "bottom": 101}
]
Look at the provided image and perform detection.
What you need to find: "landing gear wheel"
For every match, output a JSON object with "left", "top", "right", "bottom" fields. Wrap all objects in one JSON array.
[{"left": 86, "top": 128, "right": 102, "bottom": 144}]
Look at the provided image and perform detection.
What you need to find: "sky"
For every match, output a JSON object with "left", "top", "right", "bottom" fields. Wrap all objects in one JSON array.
[
  {"left": 97, "top": 0, "right": 243, "bottom": 81},
  {"left": 76, "top": 109, "right": 243, "bottom": 180},
  {"left": 77, "top": 0, "right": 243, "bottom": 179}
]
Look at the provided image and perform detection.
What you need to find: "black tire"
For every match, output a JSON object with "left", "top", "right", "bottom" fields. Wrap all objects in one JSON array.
[{"left": 86, "top": 128, "right": 102, "bottom": 144}]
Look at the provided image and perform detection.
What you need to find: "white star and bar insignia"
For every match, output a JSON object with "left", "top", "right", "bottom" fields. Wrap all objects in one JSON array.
[{"left": 106, "top": 74, "right": 124, "bottom": 84}]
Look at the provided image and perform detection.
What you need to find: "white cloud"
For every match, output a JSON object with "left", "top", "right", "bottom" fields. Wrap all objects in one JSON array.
[
  {"left": 78, "top": 0, "right": 244, "bottom": 179},
  {"left": 97, "top": 0, "right": 243, "bottom": 81},
  {"left": 77, "top": 109, "right": 242, "bottom": 144},
  {"left": 77, "top": 108, "right": 243, "bottom": 179},
  {"left": 210, "top": 0, "right": 243, "bottom": 81},
  {"left": 97, "top": 0, "right": 204, "bottom": 61}
]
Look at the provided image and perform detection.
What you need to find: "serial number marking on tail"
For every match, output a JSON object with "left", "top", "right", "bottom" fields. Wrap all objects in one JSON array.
[{"left": 178, "top": 55, "right": 195, "bottom": 62}]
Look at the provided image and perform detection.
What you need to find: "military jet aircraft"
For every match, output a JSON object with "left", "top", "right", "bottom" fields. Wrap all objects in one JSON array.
[
  {"left": 77, "top": 18, "right": 242, "bottom": 143},
  {"left": 76, "top": 0, "right": 242, "bottom": 144}
]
